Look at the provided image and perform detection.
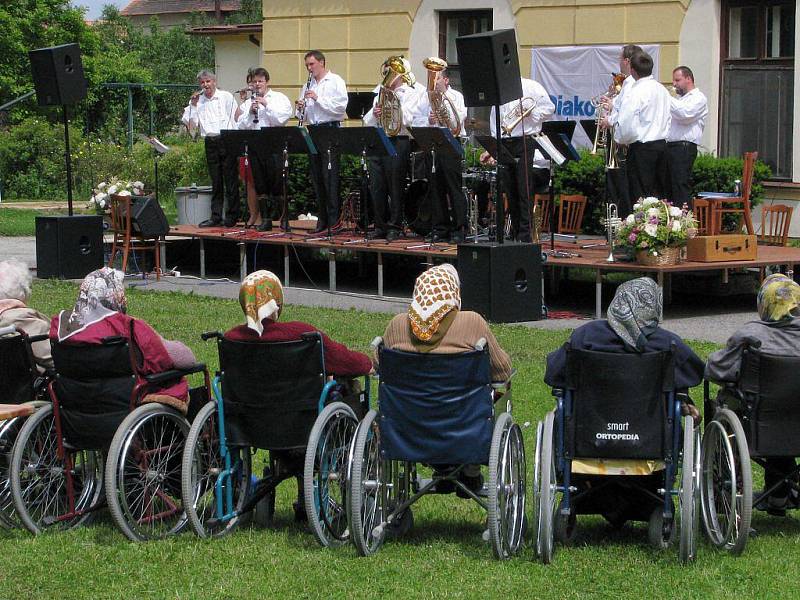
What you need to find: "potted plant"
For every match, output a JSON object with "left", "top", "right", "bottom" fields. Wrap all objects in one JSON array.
[{"left": 616, "top": 197, "right": 697, "bottom": 266}]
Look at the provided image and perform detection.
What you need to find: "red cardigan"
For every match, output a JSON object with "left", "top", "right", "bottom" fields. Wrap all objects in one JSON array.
[
  {"left": 224, "top": 320, "right": 371, "bottom": 377},
  {"left": 50, "top": 312, "right": 189, "bottom": 401}
]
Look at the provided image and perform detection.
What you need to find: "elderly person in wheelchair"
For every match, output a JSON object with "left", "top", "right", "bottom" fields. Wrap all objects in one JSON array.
[
  {"left": 704, "top": 274, "right": 800, "bottom": 537},
  {"left": 539, "top": 277, "right": 704, "bottom": 563}
]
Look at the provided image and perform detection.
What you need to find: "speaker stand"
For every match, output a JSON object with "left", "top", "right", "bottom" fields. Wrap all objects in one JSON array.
[{"left": 63, "top": 104, "right": 74, "bottom": 216}]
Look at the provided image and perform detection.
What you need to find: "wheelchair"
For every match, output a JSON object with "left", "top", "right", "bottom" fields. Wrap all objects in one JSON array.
[
  {"left": 346, "top": 338, "right": 525, "bottom": 559},
  {"left": 702, "top": 348, "right": 800, "bottom": 554},
  {"left": 181, "top": 331, "right": 369, "bottom": 546},
  {"left": 535, "top": 345, "right": 700, "bottom": 564},
  {"left": 9, "top": 319, "right": 206, "bottom": 540},
  {"left": 0, "top": 325, "right": 51, "bottom": 528}
]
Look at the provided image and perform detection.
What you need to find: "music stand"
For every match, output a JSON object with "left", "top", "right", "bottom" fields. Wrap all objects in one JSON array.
[
  {"left": 346, "top": 92, "right": 376, "bottom": 120},
  {"left": 474, "top": 134, "right": 517, "bottom": 242},
  {"left": 144, "top": 136, "right": 169, "bottom": 204}
]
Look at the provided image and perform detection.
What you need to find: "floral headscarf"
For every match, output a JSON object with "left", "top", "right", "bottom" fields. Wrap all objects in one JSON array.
[
  {"left": 57, "top": 267, "right": 127, "bottom": 341},
  {"left": 757, "top": 273, "right": 800, "bottom": 323},
  {"left": 607, "top": 277, "right": 663, "bottom": 352},
  {"left": 239, "top": 270, "right": 284, "bottom": 335},
  {"left": 408, "top": 264, "right": 461, "bottom": 342}
]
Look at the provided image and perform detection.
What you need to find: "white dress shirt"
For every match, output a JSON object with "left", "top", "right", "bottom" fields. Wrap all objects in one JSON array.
[
  {"left": 489, "top": 78, "right": 556, "bottom": 168},
  {"left": 236, "top": 89, "right": 294, "bottom": 129},
  {"left": 614, "top": 75, "right": 671, "bottom": 145},
  {"left": 415, "top": 86, "right": 468, "bottom": 136},
  {"left": 181, "top": 89, "right": 237, "bottom": 137},
  {"left": 296, "top": 71, "right": 348, "bottom": 124},
  {"left": 363, "top": 84, "right": 423, "bottom": 136},
  {"left": 667, "top": 87, "right": 708, "bottom": 144}
]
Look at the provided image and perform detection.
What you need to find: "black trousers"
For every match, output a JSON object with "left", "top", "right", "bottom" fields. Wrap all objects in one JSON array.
[
  {"left": 368, "top": 136, "right": 410, "bottom": 233},
  {"left": 309, "top": 123, "right": 342, "bottom": 228},
  {"left": 605, "top": 150, "right": 632, "bottom": 217},
  {"left": 627, "top": 139, "right": 668, "bottom": 201},
  {"left": 251, "top": 152, "right": 282, "bottom": 218},
  {"left": 499, "top": 136, "right": 548, "bottom": 242},
  {"left": 666, "top": 141, "right": 698, "bottom": 207},
  {"left": 205, "top": 135, "right": 240, "bottom": 222},
  {"left": 430, "top": 151, "right": 467, "bottom": 235}
]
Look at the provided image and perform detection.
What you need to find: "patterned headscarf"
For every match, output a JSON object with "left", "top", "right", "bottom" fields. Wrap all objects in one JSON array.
[
  {"left": 57, "top": 267, "right": 127, "bottom": 341},
  {"left": 239, "top": 270, "right": 284, "bottom": 335},
  {"left": 757, "top": 273, "right": 800, "bottom": 323},
  {"left": 607, "top": 277, "right": 663, "bottom": 352},
  {"left": 408, "top": 264, "right": 461, "bottom": 342}
]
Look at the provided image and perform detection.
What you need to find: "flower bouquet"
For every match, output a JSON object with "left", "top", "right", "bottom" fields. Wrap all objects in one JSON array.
[
  {"left": 616, "top": 197, "right": 697, "bottom": 266},
  {"left": 87, "top": 178, "right": 146, "bottom": 215}
]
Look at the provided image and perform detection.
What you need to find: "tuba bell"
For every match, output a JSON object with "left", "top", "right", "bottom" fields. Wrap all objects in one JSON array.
[
  {"left": 377, "top": 56, "right": 415, "bottom": 136},
  {"left": 423, "top": 57, "right": 461, "bottom": 137}
]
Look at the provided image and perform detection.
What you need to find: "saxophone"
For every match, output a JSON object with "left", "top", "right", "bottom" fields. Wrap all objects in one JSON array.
[
  {"left": 377, "top": 56, "right": 415, "bottom": 136},
  {"left": 423, "top": 57, "right": 461, "bottom": 137}
]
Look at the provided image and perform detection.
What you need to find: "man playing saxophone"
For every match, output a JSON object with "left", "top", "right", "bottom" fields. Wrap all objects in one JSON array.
[
  {"left": 415, "top": 60, "right": 468, "bottom": 243},
  {"left": 362, "top": 57, "right": 423, "bottom": 241},
  {"left": 481, "top": 77, "right": 555, "bottom": 243}
]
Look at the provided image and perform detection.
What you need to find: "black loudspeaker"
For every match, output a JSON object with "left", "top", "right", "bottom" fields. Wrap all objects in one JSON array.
[
  {"left": 29, "top": 43, "right": 88, "bottom": 106},
  {"left": 35, "top": 216, "right": 103, "bottom": 279},
  {"left": 130, "top": 196, "right": 169, "bottom": 237},
  {"left": 457, "top": 242, "right": 543, "bottom": 322},
  {"left": 456, "top": 29, "right": 523, "bottom": 107}
]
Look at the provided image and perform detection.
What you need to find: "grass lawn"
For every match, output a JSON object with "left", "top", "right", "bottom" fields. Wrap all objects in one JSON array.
[{"left": 2, "top": 280, "right": 796, "bottom": 599}]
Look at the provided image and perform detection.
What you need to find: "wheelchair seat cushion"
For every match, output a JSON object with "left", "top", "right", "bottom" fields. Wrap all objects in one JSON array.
[{"left": 570, "top": 458, "right": 666, "bottom": 476}]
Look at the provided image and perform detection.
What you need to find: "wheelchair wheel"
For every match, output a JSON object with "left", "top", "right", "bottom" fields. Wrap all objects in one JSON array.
[
  {"left": 701, "top": 408, "right": 752, "bottom": 555},
  {"left": 487, "top": 412, "right": 526, "bottom": 559},
  {"left": 349, "top": 410, "right": 388, "bottom": 556},
  {"left": 304, "top": 401, "right": 358, "bottom": 548},
  {"left": 678, "top": 416, "right": 700, "bottom": 563},
  {"left": 1, "top": 416, "right": 27, "bottom": 528},
  {"left": 531, "top": 420, "right": 544, "bottom": 543},
  {"left": 10, "top": 405, "right": 103, "bottom": 534},
  {"left": 105, "top": 403, "right": 190, "bottom": 541},
  {"left": 536, "top": 410, "right": 558, "bottom": 564},
  {"left": 181, "top": 401, "right": 252, "bottom": 538},
  {"left": 648, "top": 503, "right": 676, "bottom": 549},
  {"left": 554, "top": 511, "right": 577, "bottom": 545}
]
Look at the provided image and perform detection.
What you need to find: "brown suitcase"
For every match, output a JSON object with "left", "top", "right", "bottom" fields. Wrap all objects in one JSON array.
[{"left": 686, "top": 235, "right": 757, "bottom": 262}]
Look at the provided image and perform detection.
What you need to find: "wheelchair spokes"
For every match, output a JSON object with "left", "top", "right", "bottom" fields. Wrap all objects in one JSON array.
[
  {"left": 488, "top": 412, "right": 526, "bottom": 559},
  {"left": 349, "top": 410, "right": 389, "bottom": 556},
  {"left": 0, "top": 416, "right": 26, "bottom": 528}
]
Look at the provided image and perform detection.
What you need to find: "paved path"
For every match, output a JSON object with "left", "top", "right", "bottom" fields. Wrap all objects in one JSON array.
[{"left": 1, "top": 235, "right": 756, "bottom": 345}]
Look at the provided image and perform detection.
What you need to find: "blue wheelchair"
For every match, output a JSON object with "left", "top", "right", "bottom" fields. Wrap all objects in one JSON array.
[
  {"left": 346, "top": 338, "right": 525, "bottom": 559},
  {"left": 535, "top": 345, "right": 700, "bottom": 563},
  {"left": 182, "top": 331, "right": 369, "bottom": 546}
]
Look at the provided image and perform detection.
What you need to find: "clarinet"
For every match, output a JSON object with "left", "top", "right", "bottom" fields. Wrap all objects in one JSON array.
[
  {"left": 252, "top": 91, "right": 262, "bottom": 125},
  {"left": 298, "top": 72, "right": 313, "bottom": 127}
]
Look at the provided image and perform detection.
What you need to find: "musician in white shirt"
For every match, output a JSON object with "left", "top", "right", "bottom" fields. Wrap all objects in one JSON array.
[
  {"left": 363, "top": 74, "right": 423, "bottom": 241},
  {"left": 296, "top": 50, "right": 349, "bottom": 233},
  {"left": 235, "top": 67, "right": 293, "bottom": 231},
  {"left": 482, "top": 77, "right": 555, "bottom": 243},
  {"left": 182, "top": 69, "right": 239, "bottom": 227},
  {"left": 615, "top": 51, "right": 671, "bottom": 202},
  {"left": 666, "top": 66, "right": 708, "bottom": 206}
]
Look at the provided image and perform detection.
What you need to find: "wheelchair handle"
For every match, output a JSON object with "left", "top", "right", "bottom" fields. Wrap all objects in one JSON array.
[
  {"left": 474, "top": 338, "right": 487, "bottom": 351},
  {"left": 370, "top": 336, "right": 383, "bottom": 350},
  {"left": 201, "top": 331, "right": 221, "bottom": 341},
  {"left": 0, "top": 325, "right": 17, "bottom": 336},
  {"left": 28, "top": 333, "right": 49, "bottom": 343}
]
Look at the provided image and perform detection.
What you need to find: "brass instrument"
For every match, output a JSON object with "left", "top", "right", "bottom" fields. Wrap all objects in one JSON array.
[
  {"left": 377, "top": 56, "right": 415, "bottom": 136},
  {"left": 500, "top": 97, "right": 537, "bottom": 136},
  {"left": 297, "top": 72, "right": 313, "bottom": 127},
  {"left": 423, "top": 57, "right": 461, "bottom": 137},
  {"left": 590, "top": 73, "right": 626, "bottom": 169},
  {"left": 602, "top": 203, "right": 622, "bottom": 262}
]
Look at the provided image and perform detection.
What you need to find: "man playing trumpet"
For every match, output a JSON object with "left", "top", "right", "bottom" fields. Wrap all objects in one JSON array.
[{"left": 481, "top": 77, "right": 554, "bottom": 243}]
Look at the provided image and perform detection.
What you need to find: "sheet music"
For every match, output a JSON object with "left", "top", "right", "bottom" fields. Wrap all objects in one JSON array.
[{"left": 534, "top": 133, "right": 566, "bottom": 166}]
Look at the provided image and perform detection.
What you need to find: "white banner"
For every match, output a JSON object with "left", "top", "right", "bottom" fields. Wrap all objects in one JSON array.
[{"left": 531, "top": 45, "right": 661, "bottom": 149}]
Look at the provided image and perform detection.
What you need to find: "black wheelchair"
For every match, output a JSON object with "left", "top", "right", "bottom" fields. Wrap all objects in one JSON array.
[
  {"left": 181, "top": 331, "right": 369, "bottom": 546},
  {"left": 346, "top": 338, "right": 524, "bottom": 559},
  {"left": 9, "top": 320, "right": 207, "bottom": 540},
  {"left": 702, "top": 348, "right": 800, "bottom": 554},
  {"left": 535, "top": 345, "right": 700, "bottom": 563},
  {"left": 0, "top": 325, "right": 50, "bottom": 529}
]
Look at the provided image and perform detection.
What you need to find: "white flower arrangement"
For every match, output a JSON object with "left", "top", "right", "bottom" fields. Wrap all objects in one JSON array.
[
  {"left": 616, "top": 198, "right": 697, "bottom": 256},
  {"left": 87, "top": 178, "right": 146, "bottom": 214}
]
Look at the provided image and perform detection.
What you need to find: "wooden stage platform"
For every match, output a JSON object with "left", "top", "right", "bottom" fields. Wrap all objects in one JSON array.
[{"left": 166, "top": 223, "right": 800, "bottom": 319}]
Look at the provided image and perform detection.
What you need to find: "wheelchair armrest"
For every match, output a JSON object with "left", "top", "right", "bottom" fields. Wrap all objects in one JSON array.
[
  {"left": 491, "top": 369, "right": 516, "bottom": 392},
  {"left": 551, "top": 387, "right": 564, "bottom": 398},
  {"left": 201, "top": 331, "right": 221, "bottom": 341},
  {"left": 144, "top": 363, "right": 206, "bottom": 385},
  {"left": 0, "top": 325, "right": 16, "bottom": 336}
]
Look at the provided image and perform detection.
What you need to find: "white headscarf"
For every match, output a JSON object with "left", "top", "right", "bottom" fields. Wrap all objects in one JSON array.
[{"left": 408, "top": 264, "right": 461, "bottom": 342}]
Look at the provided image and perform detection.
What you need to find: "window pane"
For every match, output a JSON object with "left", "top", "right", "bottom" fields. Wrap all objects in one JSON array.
[
  {"left": 729, "top": 6, "right": 759, "bottom": 58},
  {"left": 766, "top": 4, "right": 795, "bottom": 57},
  {"left": 442, "top": 11, "right": 492, "bottom": 64}
]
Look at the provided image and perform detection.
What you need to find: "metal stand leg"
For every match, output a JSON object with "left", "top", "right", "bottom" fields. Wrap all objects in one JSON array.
[
  {"left": 239, "top": 242, "right": 247, "bottom": 282},
  {"left": 378, "top": 252, "right": 384, "bottom": 297},
  {"left": 595, "top": 269, "right": 602, "bottom": 319},
  {"left": 200, "top": 238, "right": 206, "bottom": 279},
  {"left": 328, "top": 250, "right": 336, "bottom": 291},
  {"left": 284, "top": 245, "right": 290, "bottom": 287},
  {"left": 159, "top": 239, "right": 166, "bottom": 276}
]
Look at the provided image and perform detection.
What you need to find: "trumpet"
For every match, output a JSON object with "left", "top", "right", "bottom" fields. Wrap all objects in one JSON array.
[
  {"left": 602, "top": 203, "right": 622, "bottom": 262},
  {"left": 423, "top": 57, "right": 461, "bottom": 137},
  {"left": 297, "top": 72, "right": 313, "bottom": 127},
  {"left": 500, "top": 97, "right": 537, "bottom": 136}
]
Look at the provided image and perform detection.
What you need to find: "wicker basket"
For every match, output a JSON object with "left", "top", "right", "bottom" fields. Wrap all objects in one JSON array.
[{"left": 636, "top": 246, "right": 682, "bottom": 266}]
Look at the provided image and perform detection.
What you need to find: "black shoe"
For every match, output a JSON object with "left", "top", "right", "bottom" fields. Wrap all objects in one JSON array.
[
  {"left": 198, "top": 218, "right": 221, "bottom": 228},
  {"left": 368, "top": 229, "right": 387, "bottom": 240},
  {"left": 256, "top": 220, "right": 272, "bottom": 232},
  {"left": 386, "top": 230, "right": 400, "bottom": 242},
  {"left": 224, "top": 217, "right": 239, "bottom": 227},
  {"left": 450, "top": 231, "right": 465, "bottom": 244},
  {"left": 456, "top": 473, "right": 484, "bottom": 499},
  {"left": 427, "top": 231, "right": 446, "bottom": 243},
  {"left": 292, "top": 500, "right": 308, "bottom": 523}
]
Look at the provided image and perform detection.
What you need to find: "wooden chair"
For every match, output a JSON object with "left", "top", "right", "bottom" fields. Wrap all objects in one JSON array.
[
  {"left": 706, "top": 151, "right": 757, "bottom": 235},
  {"left": 759, "top": 204, "right": 793, "bottom": 246},
  {"left": 108, "top": 194, "right": 162, "bottom": 279},
  {"left": 557, "top": 194, "right": 587, "bottom": 235},
  {"left": 692, "top": 198, "right": 711, "bottom": 236},
  {"left": 534, "top": 193, "right": 552, "bottom": 232}
]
